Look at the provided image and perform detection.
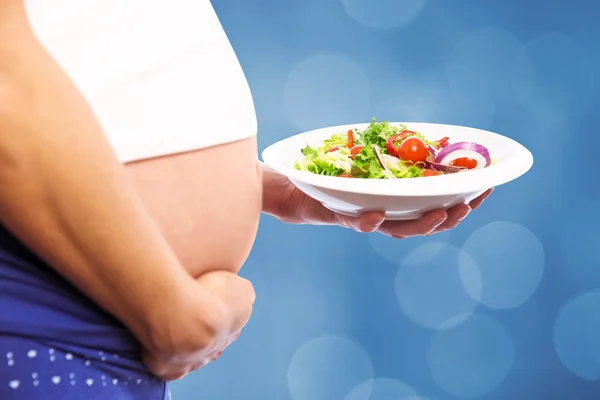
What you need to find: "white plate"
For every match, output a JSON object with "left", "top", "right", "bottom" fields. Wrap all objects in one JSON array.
[{"left": 262, "top": 122, "right": 533, "bottom": 220}]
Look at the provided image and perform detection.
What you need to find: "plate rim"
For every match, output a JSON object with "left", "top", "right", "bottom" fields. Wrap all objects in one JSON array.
[{"left": 262, "top": 122, "right": 534, "bottom": 197}]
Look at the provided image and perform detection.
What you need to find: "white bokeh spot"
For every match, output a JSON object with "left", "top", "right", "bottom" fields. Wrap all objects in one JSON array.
[
  {"left": 344, "top": 377, "right": 423, "bottom": 400},
  {"left": 460, "top": 221, "right": 545, "bottom": 309},
  {"left": 341, "top": 0, "right": 425, "bottom": 30},
  {"left": 395, "top": 242, "right": 481, "bottom": 330},
  {"left": 427, "top": 314, "right": 515, "bottom": 399},
  {"left": 553, "top": 291, "right": 600, "bottom": 381},
  {"left": 368, "top": 229, "right": 452, "bottom": 265},
  {"left": 284, "top": 53, "right": 371, "bottom": 132},
  {"left": 287, "top": 335, "right": 373, "bottom": 400}
]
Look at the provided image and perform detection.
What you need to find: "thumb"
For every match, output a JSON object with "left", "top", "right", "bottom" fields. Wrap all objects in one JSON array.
[{"left": 338, "top": 211, "right": 385, "bottom": 233}]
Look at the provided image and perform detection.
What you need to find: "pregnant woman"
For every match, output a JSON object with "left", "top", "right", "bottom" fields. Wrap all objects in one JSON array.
[{"left": 0, "top": 0, "right": 491, "bottom": 398}]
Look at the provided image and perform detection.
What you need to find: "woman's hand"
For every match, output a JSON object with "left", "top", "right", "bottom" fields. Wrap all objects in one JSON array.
[
  {"left": 296, "top": 188, "right": 493, "bottom": 237},
  {"left": 141, "top": 271, "right": 255, "bottom": 381},
  {"left": 261, "top": 162, "right": 493, "bottom": 237}
]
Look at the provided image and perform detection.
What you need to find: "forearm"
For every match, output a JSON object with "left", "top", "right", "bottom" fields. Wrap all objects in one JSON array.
[{"left": 0, "top": 8, "right": 191, "bottom": 350}]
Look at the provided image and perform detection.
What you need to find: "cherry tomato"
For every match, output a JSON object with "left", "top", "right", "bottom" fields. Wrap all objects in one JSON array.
[
  {"left": 350, "top": 145, "right": 363, "bottom": 156},
  {"left": 385, "top": 130, "right": 413, "bottom": 156},
  {"left": 398, "top": 137, "right": 429, "bottom": 163},
  {"left": 327, "top": 146, "right": 340, "bottom": 152},
  {"left": 422, "top": 170, "right": 440, "bottom": 177},
  {"left": 347, "top": 130, "right": 355, "bottom": 148},
  {"left": 449, "top": 157, "right": 478, "bottom": 169}
]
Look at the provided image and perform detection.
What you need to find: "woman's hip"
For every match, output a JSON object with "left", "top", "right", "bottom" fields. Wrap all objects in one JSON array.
[{"left": 0, "top": 334, "right": 169, "bottom": 400}]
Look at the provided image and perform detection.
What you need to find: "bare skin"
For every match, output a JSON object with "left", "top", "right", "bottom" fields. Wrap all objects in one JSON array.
[
  {"left": 260, "top": 162, "right": 493, "bottom": 236},
  {"left": 0, "top": 0, "right": 493, "bottom": 383},
  {"left": 125, "top": 137, "right": 262, "bottom": 279},
  {"left": 125, "top": 151, "right": 492, "bottom": 285},
  {"left": 0, "top": 0, "right": 254, "bottom": 381}
]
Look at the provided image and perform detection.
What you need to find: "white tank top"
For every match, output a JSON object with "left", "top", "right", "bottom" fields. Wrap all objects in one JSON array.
[{"left": 24, "top": 0, "right": 257, "bottom": 163}]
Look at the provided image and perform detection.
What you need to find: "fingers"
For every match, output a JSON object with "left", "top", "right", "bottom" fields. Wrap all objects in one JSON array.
[
  {"left": 469, "top": 188, "right": 493, "bottom": 210},
  {"left": 229, "top": 280, "right": 254, "bottom": 334},
  {"left": 335, "top": 211, "right": 386, "bottom": 233},
  {"left": 141, "top": 349, "right": 208, "bottom": 382},
  {"left": 358, "top": 188, "right": 494, "bottom": 238},
  {"left": 337, "top": 208, "right": 449, "bottom": 237},
  {"left": 208, "top": 330, "right": 242, "bottom": 362},
  {"left": 377, "top": 209, "right": 448, "bottom": 238},
  {"left": 209, "top": 351, "right": 223, "bottom": 362},
  {"left": 196, "top": 271, "right": 255, "bottom": 334},
  {"left": 431, "top": 188, "right": 492, "bottom": 234},
  {"left": 143, "top": 272, "right": 256, "bottom": 382},
  {"left": 430, "top": 203, "right": 471, "bottom": 234}
]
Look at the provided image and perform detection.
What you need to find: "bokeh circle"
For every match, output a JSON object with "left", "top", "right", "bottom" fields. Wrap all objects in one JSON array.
[
  {"left": 344, "top": 377, "right": 423, "bottom": 400},
  {"left": 368, "top": 230, "right": 452, "bottom": 265},
  {"left": 427, "top": 314, "right": 515, "bottom": 399},
  {"left": 287, "top": 335, "right": 374, "bottom": 400},
  {"left": 559, "top": 200, "right": 600, "bottom": 285},
  {"left": 460, "top": 221, "right": 545, "bottom": 309},
  {"left": 553, "top": 291, "right": 600, "bottom": 381},
  {"left": 341, "top": 0, "right": 425, "bottom": 30},
  {"left": 394, "top": 242, "right": 481, "bottom": 330}
]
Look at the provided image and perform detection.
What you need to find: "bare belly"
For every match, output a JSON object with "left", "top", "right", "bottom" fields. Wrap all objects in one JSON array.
[{"left": 124, "top": 136, "right": 261, "bottom": 278}]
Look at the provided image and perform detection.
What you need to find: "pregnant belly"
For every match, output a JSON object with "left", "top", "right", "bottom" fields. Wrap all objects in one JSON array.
[{"left": 124, "top": 136, "right": 261, "bottom": 277}]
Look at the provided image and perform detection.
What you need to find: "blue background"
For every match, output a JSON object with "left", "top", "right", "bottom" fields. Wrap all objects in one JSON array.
[{"left": 173, "top": 0, "right": 600, "bottom": 399}]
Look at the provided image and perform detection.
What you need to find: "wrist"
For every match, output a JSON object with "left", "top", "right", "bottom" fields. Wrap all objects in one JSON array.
[
  {"left": 129, "top": 270, "right": 220, "bottom": 355},
  {"left": 259, "top": 161, "right": 335, "bottom": 225},
  {"left": 260, "top": 162, "right": 301, "bottom": 223}
]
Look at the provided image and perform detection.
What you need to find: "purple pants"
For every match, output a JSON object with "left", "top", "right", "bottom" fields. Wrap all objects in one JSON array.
[{"left": 0, "top": 226, "right": 171, "bottom": 399}]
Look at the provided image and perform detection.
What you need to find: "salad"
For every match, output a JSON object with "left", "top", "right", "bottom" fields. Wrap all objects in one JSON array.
[{"left": 294, "top": 118, "right": 492, "bottom": 179}]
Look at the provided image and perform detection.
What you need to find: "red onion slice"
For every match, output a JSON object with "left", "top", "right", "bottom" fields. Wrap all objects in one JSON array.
[
  {"left": 434, "top": 141, "right": 491, "bottom": 169},
  {"left": 424, "top": 161, "right": 466, "bottom": 173},
  {"left": 427, "top": 145, "right": 437, "bottom": 158}
]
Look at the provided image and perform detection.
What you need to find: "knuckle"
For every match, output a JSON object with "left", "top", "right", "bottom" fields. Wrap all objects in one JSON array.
[
  {"left": 416, "top": 226, "right": 433, "bottom": 236},
  {"left": 165, "top": 372, "right": 184, "bottom": 381},
  {"left": 153, "top": 368, "right": 184, "bottom": 382},
  {"left": 196, "top": 299, "right": 228, "bottom": 349},
  {"left": 239, "top": 278, "right": 256, "bottom": 304},
  {"left": 203, "top": 307, "right": 227, "bottom": 341},
  {"left": 357, "top": 220, "right": 372, "bottom": 233}
]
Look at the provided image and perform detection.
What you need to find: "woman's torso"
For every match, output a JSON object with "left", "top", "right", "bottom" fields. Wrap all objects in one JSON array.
[{"left": 0, "top": 0, "right": 261, "bottom": 358}]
